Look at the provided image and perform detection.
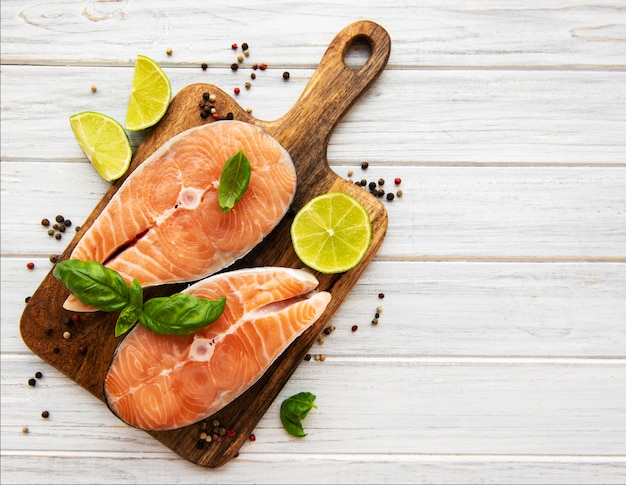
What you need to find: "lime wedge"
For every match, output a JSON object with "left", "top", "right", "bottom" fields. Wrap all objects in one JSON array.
[
  {"left": 69, "top": 111, "right": 132, "bottom": 182},
  {"left": 124, "top": 54, "right": 171, "bottom": 131},
  {"left": 290, "top": 192, "right": 372, "bottom": 274}
]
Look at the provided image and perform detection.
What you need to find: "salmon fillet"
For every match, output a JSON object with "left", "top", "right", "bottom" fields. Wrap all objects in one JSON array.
[
  {"left": 65, "top": 121, "right": 296, "bottom": 311},
  {"left": 104, "top": 267, "right": 331, "bottom": 431}
]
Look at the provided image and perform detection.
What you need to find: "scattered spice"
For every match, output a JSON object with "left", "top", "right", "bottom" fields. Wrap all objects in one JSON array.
[
  {"left": 259, "top": 63, "right": 268, "bottom": 70},
  {"left": 25, "top": 296, "right": 31, "bottom": 303},
  {"left": 372, "top": 318, "right": 379, "bottom": 325},
  {"left": 35, "top": 371, "right": 43, "bottom": 379},
  {"left": 250, "top": 72, "right": 256, "bottom": 80},
  {"left": 347, "top": 169, "right": 353, "bottom": 177},
  {"left": 22, "top": 426, "right": 29, "bottom": 434},
  {"left": 55, "top": 215, "right": 64, "bottom": 223},
  {"left": 244, "top": 50, "right": 250, "bottom": 57},
  {"left": 201, "top": 63, "right": 208, "bottom": 71},
  {"left": 166, "top": 47, "right": 173, "bottom": 56},
  {"left": 231, "top": 63, "right": 239, "bottom": 71},
  {"left": 377, "top": 306, "right": 383, "bottom": 313},
  {"left": 90, "top": 85, "right": 97, "bottom": 93},
  {"left": 49, "top": 254, "right": 59, "bottom": 263},
  {"left": 237, "top": 54, "right": 244, "bottom": 62},
  {"left": 241, "top": 42, "right": 249, "bottom": 51},
  {"left": 41, "top": 411, "right": 49, "bottom": 419},
  {"left": 378, "top": 178, "right": 385, "bottom": 186},
  {"left": 304, "top": 354, "right": 312, "bottom": 361},
  {"left": 386, "top": 193, "right": 395, "bottom": 201},
  {"left": 234, "top": 87, "right": 240, "bottom": 95},
  {"left": 43, "top": 327, "right": 52, "bottom": 335},
  {"left": 53, "top": 347, "right": 60, "bottom": 353},
  {"left": 226, "top": 428, "right": 235, "bottom": 437},
  {"left": 351, "top": 325, "right": 358, "bottom": 332},
  {"left": 72, "top": 314, "right": 80, "bottom": 323},
  {"left": 245, "top": 81, "right": 251, "bottom": 89},
  {"left": 379, "top": 293, "right": 385, "bottom": 299},
  {"left": 231, "top": 43, "right": 238, "bottom": 50},
  {"left": 361, "top": 162, "right": 369, "bottom": 169},
  {"left": 394, "top": 177, "right": 402, "bottom": 185},
  {"left": 63, "top": 331, "right": 71, "bottom": 340},
  {"left": 28, "top": 378, "right": 36, "bottom": 387},
  {"left": 282, "top": 71, "right": 290, "bottom": 80},
  {"left": 78, "top": 346, "right": 87, "bottom": 355},
  {"left": 249, "top": 434, "right": 256, "bottom": 441},
  {"left": 26, "top": 262, "right": 35, "bottom": 270},
  {"left": 41, "top": 218, "right": 50, "bottom": 227},
  {"left": 397, "top": 190, "right": 403, "bottom": 198}
]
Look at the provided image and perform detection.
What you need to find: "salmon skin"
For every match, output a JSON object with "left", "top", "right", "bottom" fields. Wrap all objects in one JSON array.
[
  {"left": 65, "top": 120, "right": 296, "bottom": 311},
  {"left": 103, "top": 267, "right": 331, "bottom": 431}
]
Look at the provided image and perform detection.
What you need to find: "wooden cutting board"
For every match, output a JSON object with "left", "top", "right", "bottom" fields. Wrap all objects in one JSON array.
[{"left": 20, "top": 20, "right": 391, "bottom": 468}]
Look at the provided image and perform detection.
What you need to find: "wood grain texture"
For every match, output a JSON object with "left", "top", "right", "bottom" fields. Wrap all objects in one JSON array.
[
  {"left": 3, "top": 1, "right": 626, "bottom": 483},
  {"left": 18, "top": 20, "right": 391, "bottom": 468}
]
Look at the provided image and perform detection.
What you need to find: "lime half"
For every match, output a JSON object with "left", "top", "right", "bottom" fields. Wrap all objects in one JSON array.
[
  {"left": 70, "top": 111, "right": 132, "bottom": 182},
  {"left": 290, "top": 192, "right": 372, "bottom": 274},
  {"left": 124, "top": 54, "right": 171, "bottom": 131}
]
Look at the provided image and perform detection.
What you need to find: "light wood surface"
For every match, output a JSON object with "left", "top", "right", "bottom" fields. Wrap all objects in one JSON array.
[{"left": 1, "top": 1, "right": 625, "bottom": 483}]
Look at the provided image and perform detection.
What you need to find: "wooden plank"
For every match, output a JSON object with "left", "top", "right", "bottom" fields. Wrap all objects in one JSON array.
[
  {"left": 3, "top": 164, "right": 625, "bottom": 259},
  {"left": 2, "top": 1, "right": 626, "bottom": 68},
  {"left": 2, "top": 453, "right": 624, "bottom": 485},
  {"left": 2, "top": 66, "right": 625, "bottom": 164},
  {"left": 3, "top": 355, "right": 626, "bottom": 457},
  {"left": 3, "top": 259, "right": 626, "bottom": 358}
]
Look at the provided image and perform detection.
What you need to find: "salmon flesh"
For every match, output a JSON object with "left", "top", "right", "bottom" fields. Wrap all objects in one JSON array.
[
  {"left": 65, "top": 120, "right": 296, "bottom": 311},
  {"left": 103, "top": 267, "right": 331, "bottom": 431}
]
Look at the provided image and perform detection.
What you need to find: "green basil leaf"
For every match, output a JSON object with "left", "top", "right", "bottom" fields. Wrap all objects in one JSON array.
[
  {"left": 140, "top": 294, "right": 226, "bottom": 336},
  {"left": 129, "top": 278, "right": 143, "bottom": 308},
  {"left": 115, "top": 305, "right": 141, "bottom": 337},
  {"left": 53, "top": 260, "right": 130, "bottom": 312},
  {"left": 280, "top": 392, "right": 317, "bottom": 437},
  {"left": 218, "top": 149, "right": 251, "bottom": 212}
]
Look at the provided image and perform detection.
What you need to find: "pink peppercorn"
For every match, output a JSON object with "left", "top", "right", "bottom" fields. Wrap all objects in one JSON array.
[
  {"left": 249, "top": 434, "right": 256, "bottom": 441},
  {"left": 231, "top": 43, "right": 238, "bottom": 50},
  {"left": 72, "top": 314, "right": 80, "bottom": 323},
  {"left": 212, "top": 113, "right": 220, "bottom": 120},
  {"left": 234, "top": 87, "right": 240, "bottom": 95},
  {"left": 26, "top": 262, "right": 35, "bottom": 270},
  {"left": 394, "top": 177, "right": 402, "bottom": 185},
  {"left": 351, "top": 325, "right": 358, "bottom": 332},
  {"left": 226, "top": 428, "right": 235, "bottom": 437}
]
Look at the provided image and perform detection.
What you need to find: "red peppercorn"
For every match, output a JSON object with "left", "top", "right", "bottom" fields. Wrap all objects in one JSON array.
[
  {"left": 212, "top": 113, "right": 220, "bottom": 120},
  {"left": 26, "top": 262, "right": 35, "bottom": 270},
  {"left": 351, "top": 325, "right": 358, "bottom": 332},
  {"left": 259, "top": 63, "right": 267, "bottom": 70},
  {"left": 378, "top": 293, "right": 385, "bottom": 299},
  {"left": 394, "top": 177, "right": 402, "bottom": 185},
  {"left": 234, "top": 87, "right": 240, "bottom": 95},
  {"left": 249, "top": 434, "right": 256, "bottom": 441},
  {"left": 72, "top": 314, "right": 80, "bottom": 323},
  {"left": 226, "top": 428, "right": 235, "bottom": 437},
  {"left": 231, "top": 43, "right": 238, "bottom": 50}
]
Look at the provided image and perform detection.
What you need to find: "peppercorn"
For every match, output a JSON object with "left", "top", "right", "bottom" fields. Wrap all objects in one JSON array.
[
  {"left": 213, "top": 419, "right": 220, "bottom": 427},
  {"left": 352, "top": 325, "right": 358, "bottom": 332},
  {"left": 201, "top": 63, "right": 208, "bottom": 71},
  {"left": 53, "top": 347, "right": 59, "bottom": 353},
  {"left": 226, "top": 428, "right": 235, "bottom": 437},
  {"left": 231, "top": 63, "right": 239, "bottom": 71},
  {"left": 245, "top": 82, "right": 251, "bottom": 89},
  {"left": 63, "top": 317, "right": 73, "bottom": 327},
  {"left": 231, "top": 43, "right": 238, "bottom": 50},
  {"left": 212, "top": 113, "right": 220, "bottom": 120},
  {"left": 200, "top": 110, "right": 209, "bottom": 119},
  {"left": 41, "top": 411, "right": 49, "bottom": 418},
  {"left": 209, "top": 94, "right": 216, "bottom": 102},
  {"left": 283, "top": 71, "right": 290, "bottom": 80},
  {"left": 386, "top": 193, "right": 395, "bottom": 201},
  {"left": 25, "top": 296, "right": 31, "bottom": 303},
  {"left": 75, "top": 226, "right": 81, "bottom": 232},
  {"left": 28, "top": 378, "right": 36, "bottom": 387},
  {"left": 259, "top": 63, "right": 267, "bottom": 70},
  {"left": 250, "top": 72, "right": 256, "bottom": 79},
  {"left": 43, "top": 327, "right": 52, "bottom": 335},
  {"left": 55, "top": 233, "right": 62, "bottom": 240},
  {"left": 237, "top": 54, "right": 244, "bottom": 62},
  {"left": 166, "top": 48, "right": 173, "bottom": 56},
  {"left": 226, "top": 112, "right": 234, "bottom": 120},
  {"left": 241, "top": 42, "right": 249, "bottom": 51},
  {"left": 55, "top": 215, "right": 64, "bottom": 223},
  {"left": 377, "top": 189, "right": 385, "bottom": 197},
  {"left": 378, "top": 293, "right": 385, "bottom": 299},
  {"left": 246, "top": 107, "right": 253, "bottom": 113},
  {"left": 91, "top": 85, "right": 97, "bottom": 93},
  {"left": 347, "top": 169, "right": 353, "bottom": 177},
  {"left": 394, "top": 177, "right": 402, "bottom": 185},
  {"left": 65, "top": 219, "right": 73, "bottom": 227},
  {"left": 360, "top": 179, "right": 367, "bottom": 186},
  {"left": 35, "top": 371, "right": 43, "bottom": 379},
  {"left": 368, "top": 181, "right": 377, "bottom": 190},
  {"left": 72, "top": 314, "right": 80, "bottom": 323},
  {"left": 378, "top": 178, "right": 385, "bottom": 186},
  {"left": 249, "top": 434, "right": 256, "bottom": 441},
  {"left": 375, "top": 312, "right": 380, "bottom": 319},
  {"left": 26, "top": 262, "right": 35, "bottom": 270},
  {"left": 372, "top": 318, "right": 379, "bottom": 325},
  {"left": 244, "top": 50, "right": 250, "bottom": 57},
  {"left": 252, "top": 64, "right": 258, "bottom": 70},
  {"left": 234, "top": 87, "right": 240, "bottom": 95},
  {"left": 195, "top": 439, "right": 207, "bottom": 450},
  {"left": 203, "top": 92, "right": 210, "bottom": 100},
  {"left": 22, "top": 426, "right": 29, "bottom": 434},
  {"left": 361, "top": 162, "right": 369, "bottom": 169},
  {"left": 63, "top": 331, "right": 71, "bottom": 340},
  {"left": 304, "top": 354, "right": 312, "bottom": 361},
  {"left": 47, "top": 229, "right": 54, "bottom": 236},
  {"left": 397, "top": 190, "right": 403, "bottom": 198},
  {"left": 49, "top": 254, "right": 58, "bottom": 263},
  {"left": 41, "top": 218, "right": 50, "bottom": 227},
  {"left": 58, "top": 225, "right": 65, "bottom": 233},
  {"left": 320, "top": 354, "right": 326, "bottom": 361},
  {"left": 377, "top": 306, "right": 383, "bottom": 313}
]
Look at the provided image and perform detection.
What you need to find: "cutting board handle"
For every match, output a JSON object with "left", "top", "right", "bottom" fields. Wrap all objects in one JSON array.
[{"left": 269, "top": 20, "right": 391, "bottom": 154}]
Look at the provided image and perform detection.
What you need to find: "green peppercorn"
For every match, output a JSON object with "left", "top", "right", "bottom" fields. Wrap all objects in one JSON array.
[{"left": 49, "top": 254, "right": 58, "bottom": 263}]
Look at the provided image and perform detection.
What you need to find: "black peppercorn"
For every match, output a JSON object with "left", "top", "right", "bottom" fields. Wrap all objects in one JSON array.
[
  {"left": 41, "top": 218, "right": 50, "bottom": 227},
  {"left": 55, "top": 215, "right": 64, "bottom": 223},
  {"left": 283, "top": 71, "right": 290, "bottom": 80},
  {"left": 28, "top": 378, "right": 36, "bottom": 387},
  {"left": 231, "top": 63, "right": 239, "bottom": 71},
  {"left": 368, "top": 181, "right": 377, "bottom": 190},
  {"left": 241, "top": 42, "right": 249, "bottom": 51},
  {"left": 35, "top": 371, "right": 43, "bottom": 379},
  {"left": 41, "top": 410, "right": 49, "bottom": 418},
  {"left": 202, "top": 92, "right": 210, "bottom": 100},
  {"left": 201, "top": 63, "right": 208, "bottom": 71},
  {"left": 386, "top": 193, "right": 395, "bottom": 201},
  {"left": 361, "top": 162, "right": 369, "bottom": 169}
]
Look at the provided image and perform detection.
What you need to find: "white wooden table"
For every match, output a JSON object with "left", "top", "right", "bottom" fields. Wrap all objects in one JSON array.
[{"left": 2, "top": 1, "right": 625, "bottom": 483}]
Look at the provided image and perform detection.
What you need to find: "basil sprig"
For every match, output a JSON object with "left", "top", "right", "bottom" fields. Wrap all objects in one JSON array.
[
  {"left": 218, "top": 149, "right": 251, "bottom": 212},
  {"left": 53, "top": 260, "right": 226, "bottom": 337},
  {"left": 280, "top": 391, "right": 317, "bottom": 437}
]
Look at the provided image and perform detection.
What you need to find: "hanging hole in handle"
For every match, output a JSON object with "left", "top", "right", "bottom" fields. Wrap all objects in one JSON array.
[{"left": 343, "top": 35, "right": 372, "bottom": 70}]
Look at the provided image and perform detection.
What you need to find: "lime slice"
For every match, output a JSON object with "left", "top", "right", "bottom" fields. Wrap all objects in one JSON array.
[
  {"left": 69, "top": 111, "right": 132, "bottom": 182},
  {"left": 124, "top": 54, "right": 171, "bottom": 131},
  {"left": 290, "top": 192, "right": 372, "bottom": 274}
]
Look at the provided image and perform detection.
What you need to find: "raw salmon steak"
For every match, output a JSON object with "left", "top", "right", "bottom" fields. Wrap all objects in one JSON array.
[
  {"left": 103, "top": 267, "right": 331, "bottom": 431},
  {"left": 65, "top": 120, "right": 296, "bottom": 311}
]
